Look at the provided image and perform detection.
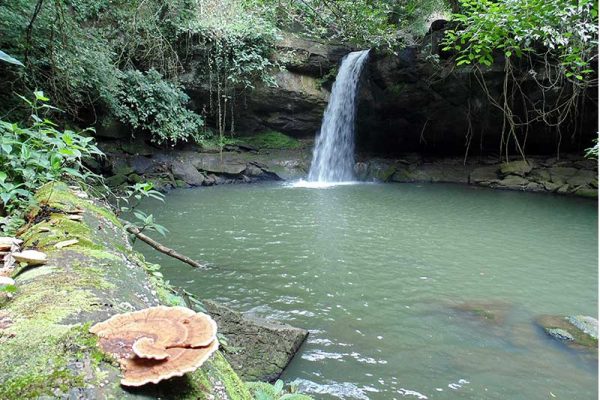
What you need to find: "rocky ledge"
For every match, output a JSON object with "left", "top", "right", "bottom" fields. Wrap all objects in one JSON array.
[
  {"left": 95, "top": 137, "right": 597, "bottom": 198},
  {"left": 94, "top": 139, "right": 312, "bottom": 192},
  {"left": 357, "top": 155, "right": 598, "bottom": 198}
]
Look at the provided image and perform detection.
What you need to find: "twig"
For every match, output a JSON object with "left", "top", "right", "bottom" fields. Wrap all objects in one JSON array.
[{"left": 126, "top": 226, "right": 206, "bottom": 269}]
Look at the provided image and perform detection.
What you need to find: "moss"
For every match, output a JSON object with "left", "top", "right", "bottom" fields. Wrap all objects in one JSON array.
[
  {"left": 205, "top": 352, "right": 253, "bottom": 400},
  {"left": 538, "top": 315, "right": 598, "bottom": 348},
  {"left": 238, "top": 131, "right": 302, "bottom": 150},
  {"left": 376, "top": 165, "right": 397, "bottom": 182},
  {"left": 34, "top": 182, "right": 122, "bottom": 228},
  {"left": 1, "top": 182, "right": 253, "bottom": 399},
  {"left": 0, "top": 364, "right": 85, "bottom": 399}
]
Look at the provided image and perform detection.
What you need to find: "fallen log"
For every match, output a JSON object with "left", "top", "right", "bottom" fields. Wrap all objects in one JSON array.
[{"left": 126, "top": 225, "right": 206, "bottom": 269}]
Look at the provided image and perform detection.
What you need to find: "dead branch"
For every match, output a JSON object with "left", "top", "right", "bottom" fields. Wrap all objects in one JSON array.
[{"left": 126, "top": 226, "right": 206, "bottom": 269}]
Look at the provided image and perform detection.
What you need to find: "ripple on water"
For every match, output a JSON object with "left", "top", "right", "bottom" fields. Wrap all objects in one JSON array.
[{"left": 135, "top": 183, "right": 598, "bottom": 400}]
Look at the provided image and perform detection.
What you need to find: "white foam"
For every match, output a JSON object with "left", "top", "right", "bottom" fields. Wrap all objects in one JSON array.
[{"left": 288, "top": 179, "right": 361, "bottom": 189}]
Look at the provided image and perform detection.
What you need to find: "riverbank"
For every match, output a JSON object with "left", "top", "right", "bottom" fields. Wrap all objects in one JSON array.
[
  {"left": 97, "top": 138, "right": 598, "bottom": 198},
  {"left": 0, "top": 183, "right": 252, "bottom": 399}
]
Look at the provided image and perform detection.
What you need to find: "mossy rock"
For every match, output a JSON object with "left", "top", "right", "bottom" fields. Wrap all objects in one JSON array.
[
  {"left": 237, "top": 131, "right": 302, "bottom": 150},
  {"left": 499, "top": 160, "right": 533, "bottom": 177},
  {"left": 0, "top": 183, "right": 252, "bottom": 399},
  {"left": 246, "top": 381, "right": 313, "bottom": 400},
  {"left": 537, "top": 315, "right": 598, "bottom": 349}
]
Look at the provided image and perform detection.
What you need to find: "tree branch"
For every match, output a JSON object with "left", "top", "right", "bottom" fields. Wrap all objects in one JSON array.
[{"left": 126, "top": 226, "right": 207, "bottom": 269}]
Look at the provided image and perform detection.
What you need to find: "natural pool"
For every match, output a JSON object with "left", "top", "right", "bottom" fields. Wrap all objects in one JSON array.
[{"left": 136, "top": 182, "right": 598, "bottom": 399}]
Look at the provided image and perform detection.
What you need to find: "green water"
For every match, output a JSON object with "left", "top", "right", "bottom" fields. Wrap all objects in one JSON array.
[{"left": 136, "top": 183, "right": 598, "bottom": 399}]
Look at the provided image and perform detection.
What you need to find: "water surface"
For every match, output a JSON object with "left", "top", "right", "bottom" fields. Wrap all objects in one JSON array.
[{"left": 136, "top": 183, "right": 598, "bottom": 399}]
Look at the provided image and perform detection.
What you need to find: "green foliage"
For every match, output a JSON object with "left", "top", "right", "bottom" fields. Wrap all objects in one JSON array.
[
  {"left": 245, "top": 0, "right": 397, "bottom": 48},
  {"left": 585, "top": 138, "right": 598, "bottom": 160},
  {"left": 0, "top": 92, "right": 103, "bottom": 217},
  {"left": 444, "top": 0, "right": 598, "bottom": 82},
  {"left": 119, "top": 182, "right": 169, "bottom": 238},
  {"left": 0, "top": 0, "right": 203, "bottom": 138},
  {"left": 247, "top": 380, "right": 312, "bottom": 400},
  {"left": 186, "top": 0, "right": 279, "bottom": 137},
  {"left": 114, "top": 69, "right": 204, "bottom": 144},
  {"left": 0, "top": 0, "right": 122, "bottom": 117}
]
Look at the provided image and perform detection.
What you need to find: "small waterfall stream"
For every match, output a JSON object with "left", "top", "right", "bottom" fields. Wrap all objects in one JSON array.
[{"left": 307, "top": 50, "right": 370, "bottom": 183}]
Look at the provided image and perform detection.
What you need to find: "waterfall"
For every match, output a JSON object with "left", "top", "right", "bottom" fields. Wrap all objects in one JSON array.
[{"left": 307, "top": 50, "right": 370, "bottom": 183}]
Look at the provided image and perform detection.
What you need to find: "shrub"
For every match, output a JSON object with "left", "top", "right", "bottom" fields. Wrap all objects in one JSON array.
[
  {"left": 0, "top": 92, "right": 103, "bottom": 216},
  {"left": 114, "top": 69, "right": 204, "bottom": 144}
]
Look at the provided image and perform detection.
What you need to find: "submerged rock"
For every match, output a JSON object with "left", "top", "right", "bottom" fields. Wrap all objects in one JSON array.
[
  {"left": 452, "top": 301, "right": 512, "bottom": 325},
  {"left": 545, "top": 328, "right": 575, "bottom": 342},
  {"left": 537, "top": 315, "right": 598, "bottom": 349},
  {"left": 203, "top": 300, "right": 308, "bottom": 382},
  {"left": 171, "top": 161, "right": 205, "bottom": 187},
  {"left": 566, "top": 315, "right": 598, "bottom": 340}
]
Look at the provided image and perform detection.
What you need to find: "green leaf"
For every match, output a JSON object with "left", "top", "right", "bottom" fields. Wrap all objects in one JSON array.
[
  {"left": 34, "top": 91, "right": 49, "bottom": 102},
  {"left": 273, "top": 380, "right": 284, "bottom": 393}
]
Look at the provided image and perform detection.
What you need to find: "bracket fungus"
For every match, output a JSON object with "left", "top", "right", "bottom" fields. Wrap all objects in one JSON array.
[
  {"left": 89, "top": 306, "right": 219, "bottom": 386},
  {"left": 11, "top": 250, "right": 48, "bottom": 266}
]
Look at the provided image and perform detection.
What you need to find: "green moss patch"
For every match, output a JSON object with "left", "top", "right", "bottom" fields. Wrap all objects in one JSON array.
[{"left": 238, "top": 131, "right": 302, "bottom": 150}]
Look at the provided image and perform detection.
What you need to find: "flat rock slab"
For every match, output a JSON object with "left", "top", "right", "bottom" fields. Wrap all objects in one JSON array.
[{"left": 204, "top": 300, "right": 308, "bottom": 382}]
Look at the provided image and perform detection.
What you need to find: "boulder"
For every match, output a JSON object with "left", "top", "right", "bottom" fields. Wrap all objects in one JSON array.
[
  {"left": 275, "top": 35, "right": 352, "bottom": 76},
  {"left": 470, "top": 165, "right": 499, "bottom": 184},
  {"left": 545, "top": 328, "right": 575, "bottom": 342},
  {"left": 499, "top": 160, "right": 533, "bottom": 177},
  {"left": 528, "top": 168, "right": 551, "bottom": 183},
  {"left": 566, "top": 315, "right": 598, "bottom": 340},
  {"left": 105, "top": 174, "right": 128, "bottom": 187},
  {"left": 203, "top": 300, "right": 308, "bottom": 383},
  {"left": 192, "top": 155, "right": 247, "bottom": 175},
  {"left": 171, "top": 161, "right": 205, "bottom": 187},
  {"left": 549, "top": 167, "right": 579, "bottom": 185},
  {"left": 495, "top": 175, "right": 530, "bottom": 190},
  {"left": 452, "top": 301, "right": 512, "bottom": 325},
  {"left": 574, "top": 187, "right": 598, "bottom": 198},
  {"left": 566, "top": 169, "right": 597, "bottom": 187},
  {"left": 129, "top": 156, "right": 155, "bottom": 174}
]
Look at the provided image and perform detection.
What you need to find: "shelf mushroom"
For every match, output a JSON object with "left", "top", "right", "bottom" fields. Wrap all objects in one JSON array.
[{"left": 89, "top": 306, "right": 219, "bottom": 386}]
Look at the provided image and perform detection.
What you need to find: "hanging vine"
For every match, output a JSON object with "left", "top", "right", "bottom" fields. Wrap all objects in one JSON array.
[{"left": 443, "top": 0, "right": 598, "bottom": 161}]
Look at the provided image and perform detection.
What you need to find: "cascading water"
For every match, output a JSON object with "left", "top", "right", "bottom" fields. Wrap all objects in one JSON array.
[{"left": 307, "top": 50, "right": 370, "bottom": 183}]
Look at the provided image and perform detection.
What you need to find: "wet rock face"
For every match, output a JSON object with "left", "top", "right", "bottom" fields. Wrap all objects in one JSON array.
[
  {"left": 182, "top": 35, "right": 349, "bottom": 138},
  {"left": 203, "top": 300, "right": 308, "bottom": 383},
  {"left": 355, "top": 154, "right": 598, "bottom": 198},
  {"left": 356, "top": 44, "right": 597, "bottom": 157}
]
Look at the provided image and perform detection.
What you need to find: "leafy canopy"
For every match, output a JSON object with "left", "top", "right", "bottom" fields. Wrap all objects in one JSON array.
[
  {"left": 444, "top": 0, "right": 598, "bottom": 82},
  {"left": 114, "top": 70, "right": 204, "bottom": 145}
]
